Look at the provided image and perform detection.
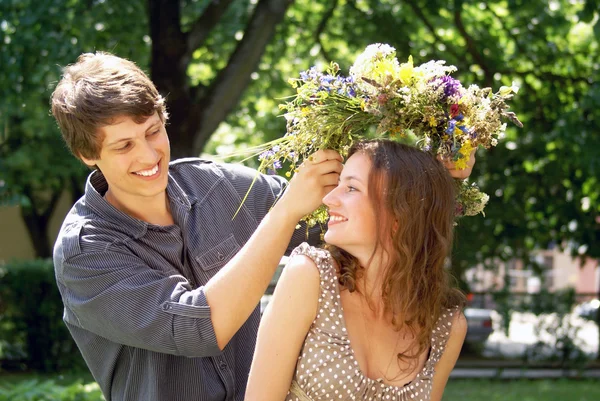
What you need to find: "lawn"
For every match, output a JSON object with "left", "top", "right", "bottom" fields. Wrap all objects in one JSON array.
[
  {"left": 1, "top": 374, "right": 599, "bottom": 400},
  {"left": 444, "top": 379, "right": 600, "bottom": 401}
]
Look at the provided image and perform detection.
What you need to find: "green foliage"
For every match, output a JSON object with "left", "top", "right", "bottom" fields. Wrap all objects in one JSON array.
[
  {"left": 0, "top": 0, "right": 150, "bottom": 256},
  {"left": 0, "top": 259, "right": 85, "bottom": 373},
  {"left": 444, "top": 379, "right": 600, "bottom": 401},
  {"left": 0, "top": 0, "right": 596, "bottom": 322},
  {"left": 0, "top": 379, "right": 103, "bottom": 401},
  {"left": 205, "top": 0, "right": 600, "bottom": 270}
]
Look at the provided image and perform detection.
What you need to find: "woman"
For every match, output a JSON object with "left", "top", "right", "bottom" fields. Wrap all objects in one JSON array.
[{"left": 245, "top": 140, "right": 469, "bottom": 401}]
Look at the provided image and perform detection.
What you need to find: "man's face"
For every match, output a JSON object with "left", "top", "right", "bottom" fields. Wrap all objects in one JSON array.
[{"left": 81, "top": 112, "right": 170, "bottom": 205}]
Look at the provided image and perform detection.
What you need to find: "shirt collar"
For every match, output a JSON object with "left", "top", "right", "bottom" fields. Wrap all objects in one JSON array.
[{"left": 84, "top": 168, "right": 196, "bottom": 238}]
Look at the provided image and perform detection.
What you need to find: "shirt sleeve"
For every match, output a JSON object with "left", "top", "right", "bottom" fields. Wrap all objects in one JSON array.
[
  {"left": 217, "top": 162, "right": 322, "bottom": 253},
  {"left": 57, "top": 248, "right": 221, "bottom": 358}
]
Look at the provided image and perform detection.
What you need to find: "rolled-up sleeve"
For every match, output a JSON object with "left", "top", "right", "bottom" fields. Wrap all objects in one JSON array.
[{"left": 59, "top": 250, "right": 221, "bottom": 358}]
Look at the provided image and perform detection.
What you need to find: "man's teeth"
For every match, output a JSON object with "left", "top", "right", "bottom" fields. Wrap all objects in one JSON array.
[
  {"left": 329, "top": 215, "right": 347, "bottom": 223},
  {"left": 134, "top": 164, "right": 159, "bottom": 177}
]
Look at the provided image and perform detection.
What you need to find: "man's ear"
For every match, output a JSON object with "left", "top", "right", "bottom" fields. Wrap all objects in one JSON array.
[{"left": 79, "top": 153, "right": 99, "bottom": 170}]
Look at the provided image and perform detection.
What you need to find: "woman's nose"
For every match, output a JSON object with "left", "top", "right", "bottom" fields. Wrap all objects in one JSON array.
[{"left": 322, "top": 185, "right": 341, "bottom": 207}]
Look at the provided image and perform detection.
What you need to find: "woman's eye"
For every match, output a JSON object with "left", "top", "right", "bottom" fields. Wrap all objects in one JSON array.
[
  {"left": 347, "top": 186, "right": 357, "bottom": 192},
  {"left": 118, "top": 143, "right": 131, "bottom": 151}
]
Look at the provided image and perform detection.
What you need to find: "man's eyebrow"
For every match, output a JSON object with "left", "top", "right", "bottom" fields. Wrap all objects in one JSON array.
[
  {"left": 107, "top": 137, "right": 133, "bottom": 146},
  {"left": 145, "top": 120, "right": 161, "bottom": 132}
]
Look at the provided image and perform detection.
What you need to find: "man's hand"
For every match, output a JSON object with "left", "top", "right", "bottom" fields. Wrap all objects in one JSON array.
[
  {"left": 438, "top": 149, "right": 477, "bottom": 179},
  {"left": 278, "top": 149, "right": 343, "bottom": 220}
]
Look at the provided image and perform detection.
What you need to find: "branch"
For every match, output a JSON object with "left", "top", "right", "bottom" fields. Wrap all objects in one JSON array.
[
  {"left": 314, "top": 0, "right": 339, "bottom": 63},
  {"left": 191, "top": 0, "right": 294, "bottom": 154},
  {"left": 404, "top": 0, "right": 462, "bottom": 61},
  {"left": 453, "top": 0, "right": 494, "bottom": 86},
  {"left": 184, "top": 0, "right": 236, "bottom": 65}
]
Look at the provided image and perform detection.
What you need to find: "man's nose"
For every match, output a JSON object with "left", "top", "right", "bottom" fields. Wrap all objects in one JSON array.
[{"left": 138, "top": 138, "right": 158, "bottom": 163}]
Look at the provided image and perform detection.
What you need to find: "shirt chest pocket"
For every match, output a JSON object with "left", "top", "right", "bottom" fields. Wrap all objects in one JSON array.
[{"left": 194, "top": 234, "right": 241, "bottom": 271}]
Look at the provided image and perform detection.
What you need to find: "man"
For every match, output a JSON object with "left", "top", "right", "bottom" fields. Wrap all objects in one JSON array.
[{"left": 51, "top": 51, "right": 343, "bottom": 401}]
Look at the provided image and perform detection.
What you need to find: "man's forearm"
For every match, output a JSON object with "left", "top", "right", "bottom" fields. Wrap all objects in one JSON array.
[{"left": 203, "top": 203, "right": 300, "bottom": 350}]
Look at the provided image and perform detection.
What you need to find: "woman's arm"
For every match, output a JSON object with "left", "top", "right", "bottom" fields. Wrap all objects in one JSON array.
[
  {"left": 244, "top": 255, "right": 321, "bottom": 401},
  {"left": 430, "top": 312, "right": 468, "bottom": 401}
]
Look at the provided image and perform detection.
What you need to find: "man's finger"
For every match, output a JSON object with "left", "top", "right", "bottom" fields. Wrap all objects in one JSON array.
[
  {"left": 314, "top": 159, "right": 343, "bottom": 175},
  {"left": 312, "top": 149, "right": 343, "bottom": 163}
]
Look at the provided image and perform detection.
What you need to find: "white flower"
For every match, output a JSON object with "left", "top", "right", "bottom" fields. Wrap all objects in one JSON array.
[{"left": 349, "top": 44, "right": 399, "bottom": 93}]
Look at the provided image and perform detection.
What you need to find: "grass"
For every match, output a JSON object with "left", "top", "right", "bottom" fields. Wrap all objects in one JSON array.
[
  {"left": 0, "top": 371, "right": 104, "bottom": 401},
  {"left": 444, "top": 379, "right": 600, "bottom": 401},
  {"left": 1, "top": 373, "right": 600, "bottom": 400}
]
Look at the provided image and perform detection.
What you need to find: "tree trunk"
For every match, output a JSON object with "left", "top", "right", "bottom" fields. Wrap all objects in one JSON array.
[
  {"left": 21, "top": 206, "right": 52, "bottom": 258},
  {"left": 191, "top": 0, "right": 294, "bottom": 155},
  {"left": 20, "top": 186, "right": 61, "bottom": 259},
  {"left": 148, "top": 0, "right": 294, "bottom": 159}
]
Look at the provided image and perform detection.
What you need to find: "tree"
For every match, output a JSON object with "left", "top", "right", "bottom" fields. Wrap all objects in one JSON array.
[
  {"left": 0, "top": 0, "right": 150, "bottom": 257},
  {"left": 148, "top": 0, "right": 295, "bottom": 158}
]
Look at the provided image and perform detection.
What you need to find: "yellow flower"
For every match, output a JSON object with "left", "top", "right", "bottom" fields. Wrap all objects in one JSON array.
[
  {"left": 455, "top": 157, "right": 468, "bottom": 170},
  {"left": 301, "top": 107, "right": 310, "bottom": 115},
  {"left": 459, "top": 140, "right": 474, "bottom": 156},
  {"left": 428, "top": 116, "right": 437, "bottom": 127},
  {"left": 398, "top": 55, "right": 414, "bottom": 84}
]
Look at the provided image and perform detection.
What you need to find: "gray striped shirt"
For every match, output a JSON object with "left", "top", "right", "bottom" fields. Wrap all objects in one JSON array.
[{"left": 53, "top": 158, "right": 319, "bottom": 401}]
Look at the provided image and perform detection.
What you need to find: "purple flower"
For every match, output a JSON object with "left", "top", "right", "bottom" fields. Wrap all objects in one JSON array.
[
  {"left": 320, "top": 75, "right": 335, "bottom": 85},
  {"left": 258, "top": 149, "right": 275, "bottom": 160},
  {"left": 432, "top": 76, "right": 462, "bottom": 100},
  {"left": 273, "top": 160, "right": 282, "bottom": 170},
  {"left": 347, "top": 87, "right": 356, "bottom": 97},
  {"left": 446, "top": 120, "right": 456, "bottom": 134}
]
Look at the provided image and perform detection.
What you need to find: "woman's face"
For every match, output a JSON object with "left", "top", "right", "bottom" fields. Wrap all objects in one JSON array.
[{"left": 322, "top": 152, "right": 379, "bottom": 261}]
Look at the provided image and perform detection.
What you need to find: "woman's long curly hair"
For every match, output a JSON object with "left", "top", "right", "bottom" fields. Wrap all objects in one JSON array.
[{"left": 327, "top": 139, "right": 466, "bottom": 370}]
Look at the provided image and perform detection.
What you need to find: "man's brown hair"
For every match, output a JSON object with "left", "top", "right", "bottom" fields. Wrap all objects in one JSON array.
[{"left": 51, "top": 52, "right": 168, "bottom": 160}]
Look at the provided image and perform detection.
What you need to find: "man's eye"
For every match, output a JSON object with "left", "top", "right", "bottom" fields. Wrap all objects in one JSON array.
[
  {"left": 149, "top": 129, "right": 160, "bottom": 136},
  {"left": 117, "top": 143, "right": 132, "bottom": 151}
]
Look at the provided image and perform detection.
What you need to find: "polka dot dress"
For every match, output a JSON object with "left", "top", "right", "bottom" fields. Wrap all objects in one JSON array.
[{"left": 285, "top": 243, "right": 458, "bottom": 401}]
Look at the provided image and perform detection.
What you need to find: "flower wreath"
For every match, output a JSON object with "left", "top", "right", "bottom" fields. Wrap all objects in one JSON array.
[{"left": 243, "top": 44, "right": 522, "bottom": 229}]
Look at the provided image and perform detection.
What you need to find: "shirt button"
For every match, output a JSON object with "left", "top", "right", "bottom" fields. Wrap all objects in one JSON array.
[
  {"left": 163, "top": 303, "right": 172, "bottom": 310},
  {"left": 219, "top": 361, "right": 227, "bottom": 370},
  {"left": 217, "top": 252, "right": 224, "bottom": 261}
]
